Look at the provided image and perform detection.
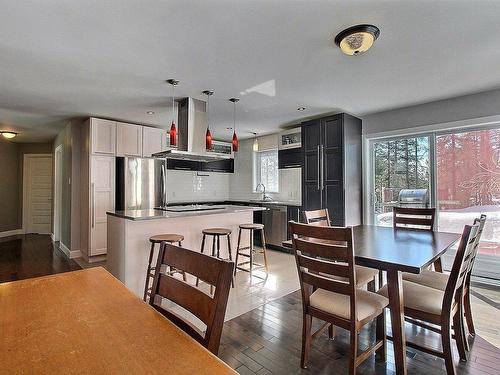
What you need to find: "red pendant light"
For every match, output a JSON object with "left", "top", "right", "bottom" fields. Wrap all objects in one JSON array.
[
  {"left": 203, "top": 90, "right": 214, "bottom": 151},
  {"left": 167, "top": 79, "right": 179, "bottom": 147},
  {"left": 229, "top": 97, "right": 239, "bottom": 152}
]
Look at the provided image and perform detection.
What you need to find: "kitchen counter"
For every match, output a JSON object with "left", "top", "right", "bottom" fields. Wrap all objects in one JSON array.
[
  {"left": 106, "top": 205, "right": 258, "bottom": 297},
  {"left": 163, "top": 199, "right": 302, "bottom": 207},
  {"left": 107, "top": 204, "right": 265, "bottom": 221}
]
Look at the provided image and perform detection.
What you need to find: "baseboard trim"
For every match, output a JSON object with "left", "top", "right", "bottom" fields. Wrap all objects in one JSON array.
[
  {"left": 59, "top": 242, "right": 82, "bottom": 259},
  {"left": 0, "top": 229, "right": 24, "bottom": 238}
]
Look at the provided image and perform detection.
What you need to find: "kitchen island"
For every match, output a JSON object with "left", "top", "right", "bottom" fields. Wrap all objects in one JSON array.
[{"left": 106, "top": 205, "right": 265, "bottom": 298}]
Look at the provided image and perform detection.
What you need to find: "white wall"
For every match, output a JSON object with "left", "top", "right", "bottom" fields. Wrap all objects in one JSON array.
[
  {"left": 229, "top": 138, "right": 301, "bottom": 203},
  {"left": 362, "top": 87, "right": 500, "bottom": 136}
]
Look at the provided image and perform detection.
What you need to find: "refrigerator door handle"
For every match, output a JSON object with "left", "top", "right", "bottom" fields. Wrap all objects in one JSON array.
[{"left": 160, "top": 162, "right": 167, "bottom": 208}]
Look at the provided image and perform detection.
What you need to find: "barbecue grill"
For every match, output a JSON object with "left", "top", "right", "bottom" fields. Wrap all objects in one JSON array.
[{"left": 398, "top": 189, "right": 429, "bottom": 208}]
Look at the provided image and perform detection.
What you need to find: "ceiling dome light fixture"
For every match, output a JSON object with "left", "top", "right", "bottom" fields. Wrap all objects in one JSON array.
[
  {"left": 203, "top": 90, "right": 214, "bottom": 151},
  {"left": 1, "top": 131, "right": 17, "bottom": 139},
  {"left": 297, "top": 107, "right": 306, "bottom": 111},
  {"left": 167, "top": 79, "right": 179, "bottom": 147},
  {"left": 334, "top": 24, "right": 380, "bottom": 56},
  {"left": 229, "top": 97, "right": 240, "bottom": 152}
]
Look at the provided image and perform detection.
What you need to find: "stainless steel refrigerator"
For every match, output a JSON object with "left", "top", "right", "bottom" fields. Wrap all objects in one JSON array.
[{"left": 115, "top": 157, "right": 167, "bottom": 210}]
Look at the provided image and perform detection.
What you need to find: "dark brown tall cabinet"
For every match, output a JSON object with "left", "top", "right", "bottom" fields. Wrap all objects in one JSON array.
[{"left": 301, "top": 113, "right": 362, "bottom": 226}]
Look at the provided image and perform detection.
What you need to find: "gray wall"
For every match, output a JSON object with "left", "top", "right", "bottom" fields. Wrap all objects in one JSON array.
[
  {"left": 362, "top": 87, "right": 500, "bottom": 135},
  {"left": 0, "top": 139, "right": 21, "bottom": 231},
  {"left": 0, "top": 139, "right": 52, "bottom": 232}
]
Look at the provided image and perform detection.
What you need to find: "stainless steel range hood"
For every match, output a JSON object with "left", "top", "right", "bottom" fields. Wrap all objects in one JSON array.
[{"left": 152, "top": 97, "right": 232, "bottom": 162}]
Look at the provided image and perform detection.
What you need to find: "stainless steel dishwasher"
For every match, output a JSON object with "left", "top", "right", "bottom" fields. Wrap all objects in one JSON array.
[{"left": 262, "top": 204, "right": 288, "bottom": 248}]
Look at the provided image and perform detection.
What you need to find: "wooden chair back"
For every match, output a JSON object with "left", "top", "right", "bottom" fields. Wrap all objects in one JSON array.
[
  {"left": 442, "top": 223, "right": 480, "bottom": 313},
  {"left": 464, "top": 214, "right": 487, "bottom": 288},
  {"left": 393, "top": 207, "right": 436, "bottom": 230},
  {"left": 149, "top": 243, "right": 234, "bottom": 355},
  {"left": 289, "top": 221, "right": 357, "bottom": 324},
  {"left": 303, "top": 209, "right": 330, "bottom": 227}
]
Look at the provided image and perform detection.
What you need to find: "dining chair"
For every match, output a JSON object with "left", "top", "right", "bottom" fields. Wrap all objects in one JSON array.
[
  {"left": 402, "top": 214, "right": 487, "bottom": 350},
  {"left": 378, "top": 222, "right": 481, "bottom": 374},
  {"left": 149, "top": 242, "right": 234, "bottom": 355},
  {"left": 302, "top": 209, "right": 379, "bottom": 291},
  {"left": 290, "top": 222, "right": 389, "bottom": 374},
  {"left": 392, "top": 207, "right": 442, "bottom": 275}
]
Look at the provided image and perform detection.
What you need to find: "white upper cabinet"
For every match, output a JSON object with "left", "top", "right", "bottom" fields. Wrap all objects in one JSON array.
[
  {"left": 91, "top": 118, "right": 116, "bottom": 155},
  {"left": 142, "top": 127, "right": 167, "bottom": 157},
  {"left": 116, "top": 122, "right": 143, "bottom": 157}
]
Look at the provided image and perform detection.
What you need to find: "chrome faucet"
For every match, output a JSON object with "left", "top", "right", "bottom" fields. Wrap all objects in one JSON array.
[{"left": 256, "top": 183, "right": 272, "bottom": 201}]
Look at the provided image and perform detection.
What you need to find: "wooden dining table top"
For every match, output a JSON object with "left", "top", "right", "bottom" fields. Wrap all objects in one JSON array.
[
  {"left": 283, "top": 224, "right": 461, "bottom": 274},
  {"left": 0, "top": 267, "right": 236, "bottom": 375}
]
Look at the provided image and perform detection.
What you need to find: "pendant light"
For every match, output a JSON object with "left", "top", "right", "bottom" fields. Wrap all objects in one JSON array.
[
  {"left": 167, "top": 79, "right": 179, "bottom": 147},
  {"left": 203, "top": 90, "right": 214, "bottom": 151},
  {"left": 252, "top": 132, "right": 259, "bottom": 152},
  {"left": 229, "top": 97, "right": 239, "bottom": 152}
]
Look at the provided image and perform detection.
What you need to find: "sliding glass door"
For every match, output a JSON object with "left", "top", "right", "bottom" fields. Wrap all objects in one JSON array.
[
  {"left": 436, "top": 128, "right": 500, "bottom": 281},
  {"left": 371, "top": 136, "right": 431, "bottom": 226},
  {"left": 369, "top": 126, "right": 500, "bottom": 282}
]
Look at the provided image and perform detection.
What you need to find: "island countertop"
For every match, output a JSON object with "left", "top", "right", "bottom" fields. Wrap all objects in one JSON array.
[{"left": 107, "top": 204, "right": 266, "bottom": 221}]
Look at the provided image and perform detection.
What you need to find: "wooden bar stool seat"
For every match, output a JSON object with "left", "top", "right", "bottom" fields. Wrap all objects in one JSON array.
[
  {"left": 199, "top": 228, "right": 234, "bottom": 289},
  {"left": 234, "top": 223, "right": 269, "bottom": 279},
  {"left": 144, "top": 233, "right": 185, "bottom": 301},
  {"left": 150, "top": 234, "right": 184, "bottom": 243}
]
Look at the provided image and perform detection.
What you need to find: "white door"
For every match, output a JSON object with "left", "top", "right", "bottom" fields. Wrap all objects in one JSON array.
[
  {"left": 90, "top": 155, "right": 115, "bottom": 256},
  {"left": 91, "top": 118, "right": 116, "bottom": 155},
  {"left": 116, "top": 122, "right": 143, "bottom": 157},
  {"left": 142, "top": 127, "right": 166, "bottom": 157},
  {"left": 24, "top": 155, "right": 53, "bottom": 234}
]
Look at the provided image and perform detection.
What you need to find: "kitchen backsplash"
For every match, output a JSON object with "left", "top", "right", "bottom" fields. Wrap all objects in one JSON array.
[
  {"left": 166, "top": 170, "right": 230, "bottom": 203},
  {"left": 166, "top": 138, "right": 302, "bottom": 204}
]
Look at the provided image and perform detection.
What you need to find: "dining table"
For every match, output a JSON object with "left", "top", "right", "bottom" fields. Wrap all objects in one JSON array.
[
  {"left": 0, "top": 267, "right": 236, "bottom": 374},
  {"left": 283, "top": 224, "right": 461, "bottom": 375}
]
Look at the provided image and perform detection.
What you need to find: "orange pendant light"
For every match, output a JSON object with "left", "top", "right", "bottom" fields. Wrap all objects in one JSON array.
[
  {"left": 203, "top": 90, "right": 214, "bottom": 151},
  {"left": 167, "top": 79, "right": 179, "bottom": 147},
  {"left": 229, "top": 97, "right": 239, "bottom": 152}
]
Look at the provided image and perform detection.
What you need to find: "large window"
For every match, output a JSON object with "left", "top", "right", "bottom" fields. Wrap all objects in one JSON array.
[{"left": 254, "top": 150, "right": 279, "bottom": 193}]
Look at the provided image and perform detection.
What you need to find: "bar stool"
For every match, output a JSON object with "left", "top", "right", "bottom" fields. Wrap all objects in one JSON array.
[
  {"left": 144, "top": 233, "right": 184, "bottom": 302},
  {"left": 234, "top": 223, "right": 269, "bottom": 278},
  {"left": 198, "top": 228, "right": 234, "bottom": 288}
]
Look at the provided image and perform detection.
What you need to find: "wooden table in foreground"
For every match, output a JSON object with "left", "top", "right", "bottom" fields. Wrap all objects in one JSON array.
[
  {"left": 0, "top": 267, "right": 235, "bottom": 375},
  {"left": 283, "top": 225, "right": 461, "bottom": 375}
]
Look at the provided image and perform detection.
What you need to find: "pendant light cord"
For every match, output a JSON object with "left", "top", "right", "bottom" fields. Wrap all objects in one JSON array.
[
  {"left": 206, "top": 93, "right": 210, "bottom": 130},
  {"left": 171, "top": 84, "right": 175, "bottom": 124}
]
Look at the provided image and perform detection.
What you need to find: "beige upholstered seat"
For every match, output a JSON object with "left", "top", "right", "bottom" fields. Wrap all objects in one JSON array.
[
  {"left": 310, "top": 288, "right": 388, "bottom": 321},
  {"left": 378, "top": 280, "right": 445, "bottom": 316},
  {"left": 402, "top": 269, "right": 448, "bottom": 291}
]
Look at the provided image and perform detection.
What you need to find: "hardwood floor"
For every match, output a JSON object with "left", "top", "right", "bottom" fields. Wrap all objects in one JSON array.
[
  {"left": 0, "top": 234, "right": 81, "bottom": 283},
  {"left": 219, "top": 291, "right": 500, "bottom": 374}
]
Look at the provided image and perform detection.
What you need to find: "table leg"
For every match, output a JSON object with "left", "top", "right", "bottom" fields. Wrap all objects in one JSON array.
[{"left": 386, "top": 269, "right": 407, "bottom": 375}]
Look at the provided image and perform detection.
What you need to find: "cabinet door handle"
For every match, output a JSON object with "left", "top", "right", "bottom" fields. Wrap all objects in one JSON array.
[
  {"left": 175, "top": 167, "right": 191, "bottom": 170},
  {"left": 317, "top": 145, "right": 321, "bottom": 190},
  {"left": 284, "top": 164, "right": 301, "bottom": 169},
  {"left": 91, "top": 183, "right": 95, "bottom": 228},
  {"left": 321, "top": 145, "right": 325, "bottom": 191}
]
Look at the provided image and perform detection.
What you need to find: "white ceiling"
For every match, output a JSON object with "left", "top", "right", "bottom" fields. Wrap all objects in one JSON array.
[{"left": 2, "top": 0, "right": 500, "bottom": 142}]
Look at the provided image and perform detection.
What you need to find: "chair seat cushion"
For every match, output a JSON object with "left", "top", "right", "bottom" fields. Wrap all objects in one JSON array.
[
  {"left": 402, "top": 269, "right": 448, "bottom": 291},
  {"left": 378, "top": 280, "right": 444, "bottom": 316},
  {"left": 239, "top": 223, "right": 264, "bottom": 230},
  {"left": 320, "top": 265, "right": 378, "bottom": 287},
  {"left": 310, "top": 288, "right": 388, "bottom": 321}
]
